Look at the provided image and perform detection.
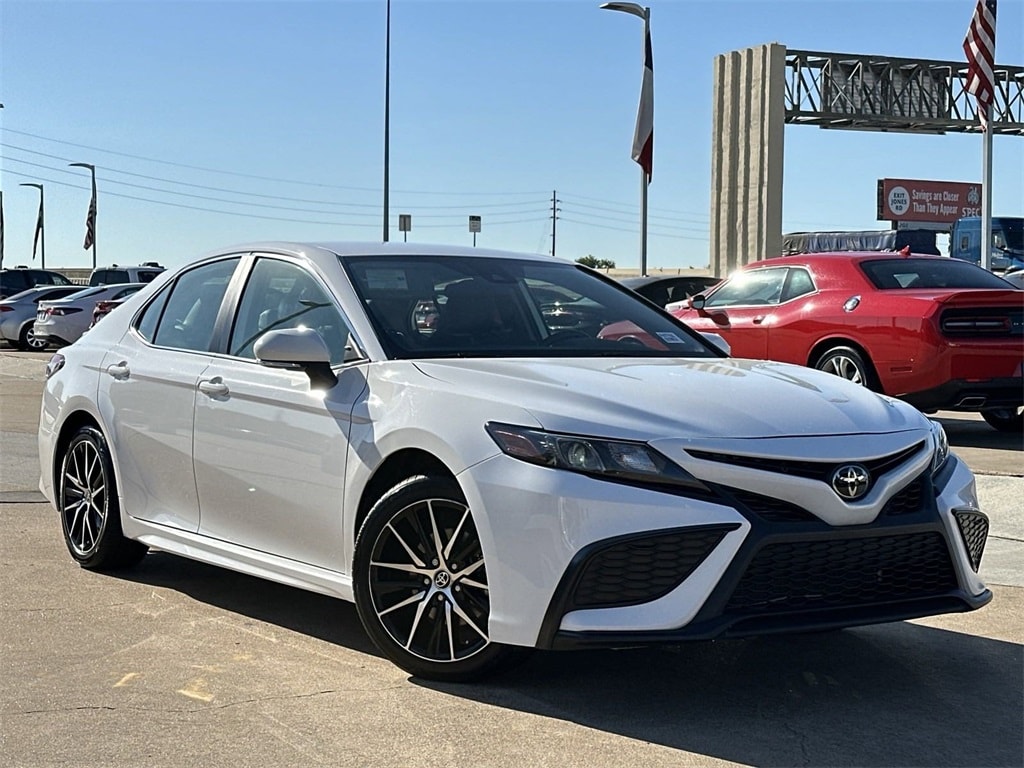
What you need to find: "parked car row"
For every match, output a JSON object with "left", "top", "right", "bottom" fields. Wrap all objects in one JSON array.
[{"left": 0, "top": 282, "right": 143, "bottom": 350}]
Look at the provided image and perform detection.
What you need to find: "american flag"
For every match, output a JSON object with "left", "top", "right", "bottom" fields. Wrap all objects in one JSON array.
[
  {"left": 83, "top": 185, "right": 96, "bottom": 250},
  {"left": 963, "top": 0, "right": 997, "bottom": 129},
  {"left": 632, "top": 24, "right": 653, "bottom": 182}
]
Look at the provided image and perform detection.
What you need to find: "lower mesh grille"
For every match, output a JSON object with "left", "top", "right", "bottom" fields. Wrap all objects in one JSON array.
[
  {"left": 882, "top": 476, "right": 927, "bottom": 516},
  {"left": 572, "top": 527, "right": 733, "bottom": 609},
  {"left": 953, "top": 510, "right": 989, "bottom": 571},
  {"left": 726, "top": 532, "right": 957, "bottom": 614}
]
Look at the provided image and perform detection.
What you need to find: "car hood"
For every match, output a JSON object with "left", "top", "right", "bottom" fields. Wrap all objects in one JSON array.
[{"left": 413, "top": 357, "right": 924, "bottom": 441}]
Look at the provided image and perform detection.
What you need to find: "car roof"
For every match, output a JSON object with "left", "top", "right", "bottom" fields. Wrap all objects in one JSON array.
[
  {"left": 619, "top": 275, "right": 717, "bottom": 288},
  {"left": 748, "top": 251, "right": 951, "bottom": 268},
  {"left": 194, "top": 241, "right": 562, "bottom": 268}
]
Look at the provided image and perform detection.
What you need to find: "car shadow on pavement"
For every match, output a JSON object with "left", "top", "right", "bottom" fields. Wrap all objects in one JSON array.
[
  {"left": 118, "top": 551, "right": 381, "bottom": 658},
  {"left": 421, "top": 624, "right": 1023, "bottom": 768},
  {"left": 118, "top": 552, "right": 1021, "bottom": 767}
]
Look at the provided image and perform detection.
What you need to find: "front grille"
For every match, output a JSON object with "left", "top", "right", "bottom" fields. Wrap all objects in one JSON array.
[
  {"left": 572, "top": 527, "right": 734, "bottom": 609},
  {"left": 882, "top": 475, "right": 927, "bottom": 516},
  {"left": 725, "top": 532, "right": 957, "bottom": 614},
  {"left": 731, "top": 489, "right": 818, "bottom": 523},
  {"left": 953, "top": 510, "right": 989, "bottom": 571},
  {"left": 687, "top": 443, "right": 924, "bottom": 490}
]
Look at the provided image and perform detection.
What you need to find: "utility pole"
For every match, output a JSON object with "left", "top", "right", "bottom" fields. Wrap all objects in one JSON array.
[{"left": 550, "top": 190, "right": 560, "bottom": 257}]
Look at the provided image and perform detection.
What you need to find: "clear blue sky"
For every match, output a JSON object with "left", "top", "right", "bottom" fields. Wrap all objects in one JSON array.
[{"left": 1, "top": 0, "right": 1021, "bottom": 273}]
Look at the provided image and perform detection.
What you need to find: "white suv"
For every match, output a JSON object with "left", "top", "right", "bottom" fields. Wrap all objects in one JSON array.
[{"left": 89, "top": 263, "right": 164, "bottom": 286}]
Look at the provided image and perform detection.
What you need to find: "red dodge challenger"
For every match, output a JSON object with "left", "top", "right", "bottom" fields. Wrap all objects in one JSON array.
[{"left": 666, "top": 252, "right": 1023, "bottom": 432}]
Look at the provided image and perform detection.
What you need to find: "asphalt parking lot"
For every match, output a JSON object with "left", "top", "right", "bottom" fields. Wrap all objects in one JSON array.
[{"left": 1, "top": 349, "right": 1021, "bottom": 768}]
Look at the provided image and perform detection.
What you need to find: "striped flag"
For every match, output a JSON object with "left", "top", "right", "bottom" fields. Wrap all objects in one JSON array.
[
  {"left": 31, "top": 198, "right": 43, "bottom": 261},
  {"left": 83, "top": 182, "right": 97, "bottom": 250},
  {"left": 632, "top": 24, "right": 653, "bottom": 182},
  {"left": 963, "top": 0, "right": 997, "bottom": 129}
]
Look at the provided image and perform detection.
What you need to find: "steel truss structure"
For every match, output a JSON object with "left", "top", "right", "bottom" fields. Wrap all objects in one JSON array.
[{"left": 784, "top": 50, "right": 1023, "bottom": 136}]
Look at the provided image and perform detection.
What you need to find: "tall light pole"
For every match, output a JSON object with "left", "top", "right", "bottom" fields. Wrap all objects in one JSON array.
[
  {"left": 600, "top": 2, "right": 652, "bottom": 276},
  {"left": 69, "top": 162, "right": 98, "bottom": 269},
  {"left": 383, "top": 0, "right": 391, "bottom": 242},
  {"left": 20, "top": 182, "right": 45, "bottom": 268}
]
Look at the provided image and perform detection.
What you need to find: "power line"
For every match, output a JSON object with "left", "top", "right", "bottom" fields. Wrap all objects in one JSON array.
[{"left": 3, "top": 128, "right": 549, "bottom": 197}]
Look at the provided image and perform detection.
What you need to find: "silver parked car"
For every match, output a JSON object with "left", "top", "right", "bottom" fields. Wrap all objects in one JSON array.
[
  {"left": 0, "top": 285, "right": 84, "bottom": 350},
  {"left": 35, "top": 283, "right": 144, "bottom": 346}
]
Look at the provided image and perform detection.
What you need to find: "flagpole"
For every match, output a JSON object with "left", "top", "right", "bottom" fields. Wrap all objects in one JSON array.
[
  {"left": 69, "top": 162, "right": 97, "bottom": 269},
  {"left": 600, "top": 2, "right": 653, "bottom": 277},
  {"left": 981, "top": 113, "right": 993, "bottom": 272},
  {"left": 640, "top": 7, "right": 649, "bottom": 277},
  {"left": 20, "top": 182, "right": 44, "bottom": 268}
]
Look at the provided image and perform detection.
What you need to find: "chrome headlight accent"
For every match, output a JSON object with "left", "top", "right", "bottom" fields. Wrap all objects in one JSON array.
[
  {"left": 929, "top": 420, "right": 949, "bottom": 476},
  {"left": 485, "top": 422, "right": 707, "bottom": 491}
]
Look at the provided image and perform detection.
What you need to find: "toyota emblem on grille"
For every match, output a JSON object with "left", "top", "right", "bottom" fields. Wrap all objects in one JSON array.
[{"left": 831, "top": 464, "right": 870, "bottom": 500}]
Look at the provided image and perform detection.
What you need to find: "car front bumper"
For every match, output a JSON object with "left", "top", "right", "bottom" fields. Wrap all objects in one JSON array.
[{"left": 462, "top": 451, "right": 989, "bottom": 649}]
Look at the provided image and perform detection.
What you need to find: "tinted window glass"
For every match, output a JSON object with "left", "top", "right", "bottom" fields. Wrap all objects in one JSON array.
[
  {"left": 137, "top": 270, "right": 162, "bottom": 283},
  {"left": 860, "top": 259, "right": 1014, "bottom": 290},
  {"left": 136, "top": 287, "right": 171, "bottom": 342},
  {"left": 705, "top": 268, "right": 788, "bottom": 307},
  {"left": 230, "top": 258, "right": 351, "bottom": 364},
  {"left": 343, "top": 255, "right": 717, "bottom": 360},
  {"left": 782, "top": 268, "right": 815, "bottom": 301},
  {"left": 152, "top": 259, "right": 239, "bottom": 351}
]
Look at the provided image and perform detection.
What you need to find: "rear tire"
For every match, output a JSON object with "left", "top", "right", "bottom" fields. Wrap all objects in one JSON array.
[
  {"left": 59, "top": 426, "right": 147, "bottom": 570},
  {"left": 353, "top": 474, "right": 530, "bottom": 682},
  {"left": 814, "top": 345, "right": 876, "bottom": 389},
  {"left": 981, "top": 407, "right": 1023, "bottom": 433},
  {"left": 18, "top": 322, "right": 48, "bottom": 352}
]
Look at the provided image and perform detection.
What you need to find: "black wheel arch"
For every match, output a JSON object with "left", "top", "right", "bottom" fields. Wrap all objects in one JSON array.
[
  {"left": 354, "top": 448, "right": 457, "bottom": 541},
  {"left": 52, "top": 411, "right": 104, "bottom": 496}
]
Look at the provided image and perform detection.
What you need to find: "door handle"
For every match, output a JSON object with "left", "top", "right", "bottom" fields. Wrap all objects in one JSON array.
[
  {"left": 752, "top": 315, "right": 766, "bottom": 324},
  {"left": 198, "top": 377, "right": 229, "bottom": 397},
  {"left": 106, "top": 361, "right": 130, "bottom": 380}
]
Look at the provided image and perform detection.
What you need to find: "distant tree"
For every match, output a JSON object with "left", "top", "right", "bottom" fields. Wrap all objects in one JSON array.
[{"left": 576, "top": 255, "right": 616, "bottom": 269}]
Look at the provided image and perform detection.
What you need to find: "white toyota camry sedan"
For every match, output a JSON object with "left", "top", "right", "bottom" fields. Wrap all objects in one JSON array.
[{"left": 39, "top": 242, "right": 991, "bottom": 681}]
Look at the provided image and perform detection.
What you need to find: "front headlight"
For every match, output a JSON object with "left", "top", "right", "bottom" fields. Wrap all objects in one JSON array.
[
  {"left": 929, "top": 420, "right": 950, "bottom": 476},
  {"left": 485, "top": 422, "right": 708, "bottom": 491}
]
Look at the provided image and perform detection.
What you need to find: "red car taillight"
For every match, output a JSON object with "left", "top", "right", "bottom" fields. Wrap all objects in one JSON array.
[
  {"left": 0, "top": 305, "right": 13, "bottom": 313},
  {"left": 47, "top": 307, "right": 83, "bottom": 317},
  {"left": 940, "top": 308, "right": 1020, "bottom": 337}
]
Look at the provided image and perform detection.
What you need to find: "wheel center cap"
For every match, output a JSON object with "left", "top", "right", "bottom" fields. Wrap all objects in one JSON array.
[{"left": 433, "top": 571, "right": 452, "bottom": 589}]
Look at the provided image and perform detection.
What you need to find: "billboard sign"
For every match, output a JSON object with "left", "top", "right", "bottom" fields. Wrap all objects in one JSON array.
[{"left": 877, "top": 178, "right": 983, "bottom": 225}]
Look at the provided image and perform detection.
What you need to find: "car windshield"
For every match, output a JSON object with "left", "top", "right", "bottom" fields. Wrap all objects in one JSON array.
[
  {"left": 342, "top": 255, "right": 719, "bottom": 360},
  {"left": 860, "top": 258, "right": 1015, "bottom": 290}
]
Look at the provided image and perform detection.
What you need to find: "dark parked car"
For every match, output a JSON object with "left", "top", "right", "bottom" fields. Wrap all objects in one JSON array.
[
  {"left": 617, "top": 274, "right": 720, "bottom": 308},
  {"left": 0, "top": 267, "right": 74, "bottom": 299}
]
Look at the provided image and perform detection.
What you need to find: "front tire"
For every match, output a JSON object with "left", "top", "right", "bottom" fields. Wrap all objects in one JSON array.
[
  {"left": 981, "top": 407, "right": 1023, "bottom": 432},
  {"left": 353, "top": 475, "right": 529, "bottom": 682},
  {"left": 59, "top": 426, "right": 147, "bottom": 570}
]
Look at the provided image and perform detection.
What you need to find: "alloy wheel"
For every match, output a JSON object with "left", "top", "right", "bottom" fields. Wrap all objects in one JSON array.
[
  {"left": 367, "top": 497, "right": 491, "bottom": 663},
  {"left": 61, "top": 437, "right": 108, "bottom": 557}
]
